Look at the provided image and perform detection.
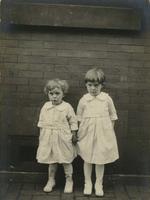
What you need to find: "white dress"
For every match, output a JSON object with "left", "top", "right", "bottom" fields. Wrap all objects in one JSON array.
[
  {"left": 77, "top": 92, "right": 119, "bottom": 164},
  {"left": 36, "top": 101, "right": 78, "bottom": 164}
]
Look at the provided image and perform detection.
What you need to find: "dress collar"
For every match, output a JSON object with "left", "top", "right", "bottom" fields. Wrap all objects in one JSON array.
[
  {"left": 83, "top": 92, "right": 107, "bottom": 101},
  {"left": 45, "top": 101, "right": 66, "bottom": 111}
]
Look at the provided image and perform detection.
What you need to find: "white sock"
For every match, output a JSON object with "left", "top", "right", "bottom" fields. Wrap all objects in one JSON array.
[
  {"left": 95, "top": 164, "right": 104, "bottom": 186},
  {"left": 63, "top": 163, "right": 73, "bottom": 179},
  {"left": 84, "top": 162, "right": 92, "bottom": 184},
  {"left": 48, "top": 163, "right": 57, "bottom": 180}
]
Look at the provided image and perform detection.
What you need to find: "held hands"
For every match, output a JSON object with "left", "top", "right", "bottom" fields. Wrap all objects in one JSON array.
[{"left": 71, "top": 131, "right": 78, "bottom": 145}]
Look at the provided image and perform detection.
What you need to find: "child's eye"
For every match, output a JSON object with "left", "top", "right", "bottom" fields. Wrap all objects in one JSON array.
[
  {"left": 87, "top": 83, "right": 92, "bottom": 86},
  {"left": 48, "top": 92, "right": 53, "bottom": 95}
]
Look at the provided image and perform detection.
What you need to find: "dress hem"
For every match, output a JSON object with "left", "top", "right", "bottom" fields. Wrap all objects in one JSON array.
[
  {"left": 37, "top": 159, "right": 75, "bottom": 164},
  {"left": 78, "top": 155, "right": 119, "bottom": 165}
]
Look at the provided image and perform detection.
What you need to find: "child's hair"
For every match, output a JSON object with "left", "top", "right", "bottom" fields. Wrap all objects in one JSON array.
[
  {"left": 85, "top": 68, "right": 105, "bottom": 85},
  {"left": 44, "top": 79, "right": 69, "bottom": 95}
]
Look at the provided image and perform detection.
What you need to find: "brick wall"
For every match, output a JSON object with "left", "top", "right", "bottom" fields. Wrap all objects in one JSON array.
[{"left": 0, "top": 6, "right": 150, "bottom": 174}]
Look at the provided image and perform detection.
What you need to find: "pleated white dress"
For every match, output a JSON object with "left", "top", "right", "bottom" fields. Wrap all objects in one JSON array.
[
  {"left": 36, "top": 101, "right": 78, "bottom": 164},
  {"left": 77, "top": 92, "right": 119, "bottom": 164}
]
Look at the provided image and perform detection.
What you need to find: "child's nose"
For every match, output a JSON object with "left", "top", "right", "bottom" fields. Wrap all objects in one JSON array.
[{"left": 91, "top": 86, "right": 95, "bottom": 89}]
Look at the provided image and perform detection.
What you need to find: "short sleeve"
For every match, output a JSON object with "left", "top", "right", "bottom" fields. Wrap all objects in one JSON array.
[
  {"left": 67, "top": 104, "right": 78, "bottom": 131},
  {"left": 107, "top": 95, "right": 118, "bottom": 121},
  {"left": 76, "top": 98, "right": 85, "bottom": 122},
  {"left": 37, "top": 104, "right": 46, "bottom": 128}
]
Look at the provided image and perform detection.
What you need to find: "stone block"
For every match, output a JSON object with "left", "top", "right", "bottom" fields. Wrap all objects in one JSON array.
[{"left": 1, "top": 1, "right": 141, "bottom": 30}]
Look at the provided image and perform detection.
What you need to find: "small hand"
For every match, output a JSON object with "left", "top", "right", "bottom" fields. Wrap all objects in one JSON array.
[{"left": 72, "top": 133, "right": 78, "bottom": 145}]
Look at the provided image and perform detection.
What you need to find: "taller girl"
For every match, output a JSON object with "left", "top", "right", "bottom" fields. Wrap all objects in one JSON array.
[{"left": 77, "top": 68, "right": 119, "bottom": 197}]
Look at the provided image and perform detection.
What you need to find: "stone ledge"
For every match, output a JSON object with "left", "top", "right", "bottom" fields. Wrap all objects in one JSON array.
[
  {"left": 1, "top": 0, "right": 142, "bottom": 30},
  {"left": 1, "top": 171, "right": 150, "bottom": 183}
]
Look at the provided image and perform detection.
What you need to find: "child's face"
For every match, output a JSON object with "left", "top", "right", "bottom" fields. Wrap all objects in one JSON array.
[
  {"left": 48, "top": 87, "right": 64, "bottom": 105},
  {"left": 86, "top": 81, "right": 102, "bottom": 96}
]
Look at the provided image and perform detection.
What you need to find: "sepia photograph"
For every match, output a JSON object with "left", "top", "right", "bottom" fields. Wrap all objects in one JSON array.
[{"left": 0, "top": 0, "right": 150, "bottom": 199}]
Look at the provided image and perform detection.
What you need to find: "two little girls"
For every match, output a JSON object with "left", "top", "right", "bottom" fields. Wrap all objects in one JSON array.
[{"left": 36, "top": 68, "right": 119, "bottom": 196}]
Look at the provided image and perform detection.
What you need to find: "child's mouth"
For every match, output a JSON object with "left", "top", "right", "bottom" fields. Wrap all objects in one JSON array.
[{"left": 91, "top": 92, "right": 97, "bottom": 95}]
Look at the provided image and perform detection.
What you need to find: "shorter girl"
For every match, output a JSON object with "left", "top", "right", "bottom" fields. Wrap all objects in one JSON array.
[
  {"left": 77, "top": 68, "right": 119, "bottom": 197},
  {"left": 36, "top": 79, "right": 78, "bottom": 193}
]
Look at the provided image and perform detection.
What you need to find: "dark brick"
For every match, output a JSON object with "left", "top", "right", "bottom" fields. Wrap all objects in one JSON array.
[
  {"left": 61, "top": 193, "right": 74, "bottom": 200},
  {"left": 31, "top": 49, "right": 56, "bottom": 57},
  {"left": 144, "top": 46, "right": 150, "bottom": 54},
  {"left": 32, "top": 196, "right": 60, "bottom": 200},
  {"left": 4, "top": 77, "right": 28, "bottom": 85},
  {"left": 0, "top": 39, "right": 18, "bottom": 47},
  {"left": 28, "top": 78, "right": 46, "bottom": 86},
  {"left": 57, "top": 49, "right": 107, "bottom": 58},
  {"left": 18, "top": 195, "right": 33, "bottom": 200},
  {"left": 18, "top": 40, "right": 44, "bottom": 48},
  {"left": 19, "top": 71, "right": 43, "bottom": 78},
  {"left": 4, "top": 47, "right": 31, "bottom": 56},
  {"left": 18, "top": 55, "right": 57, "bottom": 64},
  {"left": 3, "top": 55, "right": 18, "bottom": 63},
  {"left": 76, "top": 197, "right": 89, "bottom": 200}
]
